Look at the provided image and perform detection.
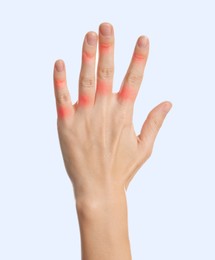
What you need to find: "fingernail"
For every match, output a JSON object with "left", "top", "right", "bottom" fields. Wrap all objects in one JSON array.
[
  {"left": 87, "top": 32, "right": 97, "bottom": 46},
  {"left": 100, "top": 23, "right": 112, "bottom": 36},
  {"left": 138, "top": 36, "right": 149, "bottom": 48},
  {"left": 162, "top": 102, "right": 173, "bottom": 113},
  {"left": 55, "top": 60, "right": 64, "bottom": 72}
]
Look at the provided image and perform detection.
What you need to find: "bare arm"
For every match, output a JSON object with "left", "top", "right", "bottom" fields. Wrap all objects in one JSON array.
[{"left": 53, "top": 22, "right": 172, "bottom": 260}]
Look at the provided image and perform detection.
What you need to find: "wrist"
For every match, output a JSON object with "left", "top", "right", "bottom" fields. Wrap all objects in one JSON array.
[
  {"left": 75, "top": 185, "right": 127, "bottom": 218},
  {"left": 74, "top": 182, "right": 132, "bottom": 260},
  {"left": 74, "top": 179, "right": 125, "bottom": 205}
]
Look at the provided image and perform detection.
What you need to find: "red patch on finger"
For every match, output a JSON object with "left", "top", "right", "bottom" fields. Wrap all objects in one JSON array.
[
  {"left": 96, "top": 81, "right": 111, "bottom": 95},
  {"left": 118, "top": 85, "right": 136, "bottom": 101},
  {"left": 99, "top": 42, "right": 112, "bottom": 53},
  {"left": 82, "top": 51, "right": 94, "bottom": 62},
  {"left": 132, "top": 53, "right": 145, "bottom": 62},
  {"left": 78, "top": 95, "right": 91, "bottom": 107},
  {"left": 57, "top": 106, "right": 71, "bottom": 118},
  {"left": 54, "top": 79, "right": 66, "bottom": 88}
]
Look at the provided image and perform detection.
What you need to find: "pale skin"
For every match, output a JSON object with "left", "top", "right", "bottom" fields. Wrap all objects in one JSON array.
[{"left": 53, "top": 22, "right": 172, "bottom": 260}]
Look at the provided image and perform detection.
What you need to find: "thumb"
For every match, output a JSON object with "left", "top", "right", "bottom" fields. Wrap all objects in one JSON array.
[{"left": 138, "top": 101, "right": 172, "bottom": 157}]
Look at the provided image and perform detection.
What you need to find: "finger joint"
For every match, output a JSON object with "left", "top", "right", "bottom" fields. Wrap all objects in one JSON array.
[
  {"left": 98, "top": 67, "right": 114, "bottom": 80},
  {"left": 125, "top": 71, "right": 143, "bottom": 86},
  {"left": 79, "top": 75, "right": 95, "bottom": 89},
  {"left": 56, "top": 91, "right": 71, "bottom": 105}
]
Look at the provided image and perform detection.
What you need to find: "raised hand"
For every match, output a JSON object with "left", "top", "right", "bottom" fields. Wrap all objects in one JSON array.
[{"left": 53, "top": 22, "right": 172, "bottom": 260}]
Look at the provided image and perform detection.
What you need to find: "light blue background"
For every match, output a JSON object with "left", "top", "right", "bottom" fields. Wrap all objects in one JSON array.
[{"left": 0, "top": 0, "right": 214, "bottom": 259}]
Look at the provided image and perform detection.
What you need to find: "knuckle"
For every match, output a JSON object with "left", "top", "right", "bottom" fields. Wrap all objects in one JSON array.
[
  {"left": 100, "top": 42, "right": 112, "bottom": 49},
  {"left": 125, "top": 71, "right": 143, "bottom": 86},
  {"left": 79, "top": 75, "right": 95, "bottom": 88},
  {"left": 133, "top": 53, "right": 146, "bottom": 62},
  {"left": 82, "top": 51, "right": 94, "bottom": 60},
  {"left": 56, "top": 90, "right": 70, "bottom": 105},
  {"left": 98, "top": 67, "right": 114, "bottom": 80}
]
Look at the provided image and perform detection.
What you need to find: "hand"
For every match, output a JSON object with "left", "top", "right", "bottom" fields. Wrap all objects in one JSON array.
[{"left": 53, "top": 23, "right": 172, "bottom": 201}]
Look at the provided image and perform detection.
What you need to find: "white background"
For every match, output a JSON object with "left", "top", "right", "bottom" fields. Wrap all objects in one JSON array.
[{"left": 0, "top": 0, "right": 214, "bottom": 259}]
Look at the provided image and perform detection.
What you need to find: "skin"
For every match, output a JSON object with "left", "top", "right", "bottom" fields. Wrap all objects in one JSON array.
[{"left": 53, "top": 22, "right": 172, "bottom": 260}]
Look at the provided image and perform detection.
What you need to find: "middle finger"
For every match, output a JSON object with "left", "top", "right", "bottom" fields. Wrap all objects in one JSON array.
[{"left": 95, "top": 23, "right": 114, "bottom": 100}]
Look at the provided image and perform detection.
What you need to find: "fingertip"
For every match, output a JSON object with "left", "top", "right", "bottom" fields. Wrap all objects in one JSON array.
[
  {"left": 86, "top": 31, "right": 98, "bottom": 46},
  {"left": 99, "top": 22, "right": 113, "bottom": 36},
  {"left": 55, "top": 59, "right": 65, "bottom": 72},
  {"left": 137, "top": 35, "right": 149, "bottom": 48},
  {"left": 161, "top": 101, "right": 173, "bottom": 114}
]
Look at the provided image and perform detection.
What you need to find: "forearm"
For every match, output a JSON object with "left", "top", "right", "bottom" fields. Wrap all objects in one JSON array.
[{"left": 75, "top": 187, "right": 132, "bottom": 260}]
